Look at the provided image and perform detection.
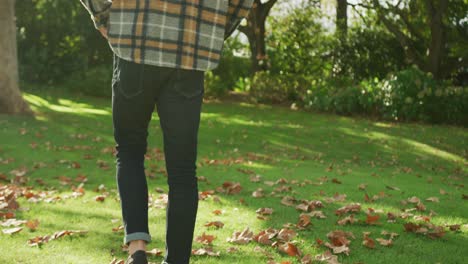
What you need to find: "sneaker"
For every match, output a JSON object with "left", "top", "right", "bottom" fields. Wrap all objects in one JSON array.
[{"left": 125, "top": 250, "right": 148, "bottom": 264}]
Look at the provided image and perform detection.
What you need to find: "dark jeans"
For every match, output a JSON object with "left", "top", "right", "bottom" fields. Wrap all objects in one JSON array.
[{"left": 112, "top": 54, "right": 203, "bottom": 264}]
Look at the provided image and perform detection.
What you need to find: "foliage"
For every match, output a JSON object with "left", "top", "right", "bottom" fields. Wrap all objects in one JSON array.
[
  {"left": 204, "top": 36, "right": 251, "bottom": 97},
  {"left": 374, "top": 66, "right": 468, "bottom": 124},
  {"left": 333, "top": 26, "right": 406, "bottom": 81},
  {"left": 15, "top": 0, "right": 112, "bottom": 84},
  {"left": 303, "top": 66, "right": 468, "bottom": 126}
]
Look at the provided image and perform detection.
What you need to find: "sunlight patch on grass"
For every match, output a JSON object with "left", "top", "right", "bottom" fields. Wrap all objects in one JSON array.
[
  {"left": 201, "top": 112, "right": 223, "bottom": 119},
  {"left": 401, "top": 138, "right": 465, "bottom": 163},
  {"left": 24, "top": 93, "right": 110, "bottom": 116},
  {"left": 369, "top": 131, "right": 465, "bottom": 163},
  {"left": 338, "top": 127, "right": 465, "bottom": 163},
  {"left": 373, "top": 122, "right": 395, "bottom": 128},
  {"left": 242, "top": 162, "right": 275, "bottom": 170},
  {"left": 216, "top": 117, "right": 271, "bottom": 127}
]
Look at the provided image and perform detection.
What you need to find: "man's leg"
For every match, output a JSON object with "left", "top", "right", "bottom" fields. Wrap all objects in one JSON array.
[
  {"left": 156, "top": 68, "right": 205, "bottom": 264},
  {"left": 112, "top": 54, "right": 157, "bottom": 251}
]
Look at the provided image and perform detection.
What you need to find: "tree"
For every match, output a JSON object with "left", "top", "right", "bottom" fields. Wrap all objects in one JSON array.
[
  {"left": 0, "top": 0, "right": 33, "bottom": 115},
  {"left": 369, "top": 0, "right": 449, "bottom": 79},
  {"left": 238, "top": 0, "right": 278, "bottom": 74}
]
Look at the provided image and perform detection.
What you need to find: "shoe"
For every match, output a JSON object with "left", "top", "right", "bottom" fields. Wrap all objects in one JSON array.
[{"left": 125, "top": 250, "right": 148, "bottom": 264}]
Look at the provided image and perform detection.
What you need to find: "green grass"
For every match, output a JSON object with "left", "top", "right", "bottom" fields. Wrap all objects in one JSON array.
[{"left": 0, "top": 89, "right": 467, "bottom": 264}]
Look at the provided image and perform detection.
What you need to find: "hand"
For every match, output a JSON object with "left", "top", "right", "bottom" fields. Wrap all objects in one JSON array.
[{"left": 98, "top": 26, "right": 108, "bottom": 39}]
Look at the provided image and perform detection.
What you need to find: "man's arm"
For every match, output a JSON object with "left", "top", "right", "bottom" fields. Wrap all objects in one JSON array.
[
  {"left": 224, "top": 0, "right": 254, "bottom": 40},
  {"left": 79, "top": 0, "right": 113, "bottom": 30}
]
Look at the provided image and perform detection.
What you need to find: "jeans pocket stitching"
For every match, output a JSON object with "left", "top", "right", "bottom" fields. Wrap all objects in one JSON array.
[
  {"left": 117, "top": 59, "right": 145, "bottom": 99},
  {"left": 173, "top": 69, "right": 204, "bottom": 99}
]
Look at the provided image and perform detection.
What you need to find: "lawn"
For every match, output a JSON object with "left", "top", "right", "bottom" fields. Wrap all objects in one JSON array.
[{"left": 0, "top": 89, "right": 467, "bottom": 264}]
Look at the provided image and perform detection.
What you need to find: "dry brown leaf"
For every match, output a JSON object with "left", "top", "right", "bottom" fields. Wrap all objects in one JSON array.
[
  {"left": 252, "top": 188, "right": 264, "bottom": 198},
  {"left": 191, "top": 247, "right": 220, "bottom": 257},
  {"left": 301, "top": 254, "right": 313, "bottom": 264},
  {"left": 325, "top": 243, "right": 350, "bottom": 255},
  {"left": 314, "top": 250, "right": 340, "bottom": 264},
  {"left": 146, "top": 248, "right": 163, "bottom": 256},
  {"left": 358, "top": 184, "right": 367, "bottom": 190},
  {"left": 277, "top": 228, "right": 297, "bottom": 242},
  {"left": 381, "top": 230, "right": 399, "bottom": 239},
  {"left": 337, "top": 214, "right": 356, "bottom": 225},
  {"left": 297, "top": 214, "right": 312, "bottom": 229},
  {"left": 204, "top": 221, "right": 224, "bottom": 229},
  {"left": 1, "top": 218, "right": 27, "bottom": 227},
  {"left": 25, "top": 219, "right": 39, "bottom": 230},
  {"left": 281, "top": 196, "right": 296, "bottom": 207},
  {"left": 335, "top": 203, "right": 361, "bottom": 216},
  {"left": 250, "top": 175, "right": 261, "bottom": 182},
  {"left": 2, "top": 227, "right": 23, "bottom": 235},
  {"left": 326, "top": 230, "right": 354, "bottom": 247},
  {"left": 425, "top": 197, "right": 439, "bottom": 203},
  {"left": 309, "top": 210, "right": 327, "bottom": 219},
  {"left": 212, "top": 209, "right": 222, "bottom": 215},
  {"left": 376, "top": 238, "right": 393, "bottom": 246},
  {"left": 256, "top": 207, "right": 274, "bottom": 215},
  {"left": 362, "top": 236, "right": 375, "bottom": 249},
  {"left": 196, "top": 232, "right": 216, "bottom": 245},
  {"left": 94, "top": 195, "right": 106, "bottom": 202},
  {"left": 227, "top": 227, "right": 253, "bottom": 244},
  {"left": 365, "top": 214, "right": 380, "bottom": 225},
  {"left": 278, "top": 242, "right": 302, "bottom": 257},
  {"left": 407, "top": 196, "right": 420, "bottom": 203}
]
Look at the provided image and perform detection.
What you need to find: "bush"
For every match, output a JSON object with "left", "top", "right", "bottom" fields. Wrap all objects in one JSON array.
[
  {"left": 376, "top": 66, "right": 468, "bottom": 125},
  {"left": 301, "top": 66, "right": 468, "bottom": 126},
  {"left": 62, "top": 65, "right": 113, "bottom": 98}
]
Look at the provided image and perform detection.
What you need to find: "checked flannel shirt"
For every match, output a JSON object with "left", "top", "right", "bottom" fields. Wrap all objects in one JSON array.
[{"left": 80, "top": 0, "right": 254, "bottom": 71}]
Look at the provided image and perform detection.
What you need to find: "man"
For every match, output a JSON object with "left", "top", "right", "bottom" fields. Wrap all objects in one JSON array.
[{"left": 79, "top": 1, "right": 254, "bottom": 264}]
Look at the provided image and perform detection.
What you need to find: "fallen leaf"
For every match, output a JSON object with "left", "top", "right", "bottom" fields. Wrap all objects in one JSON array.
[
  {"left": 2, "top": 227, "right": 23, "bottom": 235},
  {"left": 365, "top": 214, "right": 380, "bottom": 225},
  {"left": 227, "top": 227, "right": 253, "bottom": 244},
  {"left": 196, "top": 232, "right": 216, "bottom": 245},
  {"left": 146, "top": 248, "right": 163, "bottom": 256},
  {"left": 362, "top": 235, "right": 375, "bottom": 249},
  {"left": 425, "top": 197, "right": 439, "bottom": 203},
  {"left": 191, "top": 247, "right": 220, "bottom": 257},
  {"left": 337, "top": 214, "right": 356, "bottom": 225},
  {"left": 278, "top": 242, "right": 301, "bottom": 257},
  {"left": 376, "top": 238, "right": 393, "bottom": 246},
  {"left": 212, "top": 209, "right": 222, "bottom": 215},
  {"left": 277, "top": 228, "right": 297, "bottom": 242},
  {"left": 204, "top": 221, "right": 224, "bottom": 229},
  {"left": 25, "top": 219, "right": 39, "bottom": 230},
  {"left": 256, "top": 207, "right": 274, "bottom": 215},
  {"left": 358, "top": 184, "right": 367, "bottom": 190},
  {"left": 335, "top": 203, "right": 361, "bottom": 216},
  {"left": 314, "top": 250, "right": 340, "bottom": 264}
]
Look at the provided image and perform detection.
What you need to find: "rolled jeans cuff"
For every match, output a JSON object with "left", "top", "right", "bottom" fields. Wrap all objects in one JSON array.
[{"left": 124, "top": 232, "right": 152, "bottom": 245}]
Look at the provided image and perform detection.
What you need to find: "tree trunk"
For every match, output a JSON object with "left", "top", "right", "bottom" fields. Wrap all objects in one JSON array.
[
  {"left": 336, "top": 0, "right": 347, "bottom": 39},
  {"left": 238, "top": 0, "right": 278, "bottom": 74},
  {"left": 427, "top": 0, "right": 448, "bottom": 79},
  {"left": 0, "top": 0, "right": 33, "bottom": 115}
]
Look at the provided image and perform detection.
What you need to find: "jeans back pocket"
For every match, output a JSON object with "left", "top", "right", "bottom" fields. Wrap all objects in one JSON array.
[
  {"left": 173, "top": 68, "right": 205, "bottom": 99},
  {"left": 113, "top": 56, "right": 145, "bottom": 99}
]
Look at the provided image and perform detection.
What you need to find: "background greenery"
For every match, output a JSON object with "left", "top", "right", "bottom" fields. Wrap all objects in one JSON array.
[{"left": 15, "top": 0, "right": 467, "bottom": 126}]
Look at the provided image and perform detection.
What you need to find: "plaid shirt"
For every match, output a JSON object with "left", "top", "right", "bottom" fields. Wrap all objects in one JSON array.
[{"left": 80, "top": 0, "right": 254, "bottom": 71}]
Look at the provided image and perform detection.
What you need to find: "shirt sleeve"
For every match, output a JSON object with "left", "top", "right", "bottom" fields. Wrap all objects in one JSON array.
[
  {"left": 79, "top": 0, "right": 113, "bottom": 30},
  {"left": 224, "top": 0, "right": 254, "bottom": 40}
]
